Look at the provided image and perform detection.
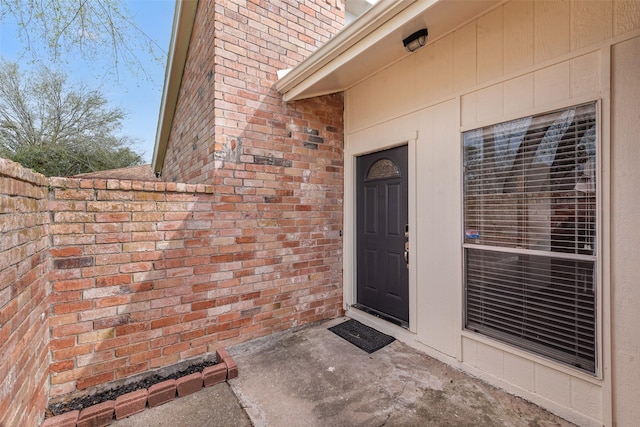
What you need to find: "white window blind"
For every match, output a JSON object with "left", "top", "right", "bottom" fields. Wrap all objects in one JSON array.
[{"left": 463, "top": 103, "right": 597, "bottom": 373}]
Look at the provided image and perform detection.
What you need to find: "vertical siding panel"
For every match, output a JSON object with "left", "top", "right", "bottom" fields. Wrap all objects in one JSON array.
[
  {"left": 504, "top": 354, "right": 535, "bottom": 392},
  {"left": 377, "top": 64, "right": 409, "bottom": 122},
  {"left": 570, "top": 51, "right": 601, "bottom": 98},
  {"left": 357, "top": 78, "right": 375, "bottom": 131},
  {"left": 571, "top": 0, "right": 612, "bottom": 50},
  {"left": 415, "top": 45, "right": 433, "bottom": 108},
  {"left": 461, "top": 337, "right": 479, "bottom": 367},
  {"left": 477, "top": 6, "right": 504, "bottom": 83},
  {"left": 416, "top": 101, "right": 458, "bottom": 357},
  {"left": 418, "top": 34, "right": 454, "bottom": 105},
  {"left": 346, "top": 84, "right": 361, "bottom": 131},
  {"left": 454, "top": 21, "right": 477, "bottom": 92},
  {"left": 378, "top": 66, "right": 399, "bottom": 121},
  {"left": 398, "top": 58, "right": 417, "bottom": 116},
  {"left": 360, "top": 81, "right": 371, "bottom": 130},
  {"left": 415, "top": 105, "right": 434, "bottom": 351},
  {"left": 359, "top": 78, "right": 375, "bottom": 130},
  {"left": 614, "top": 0, "right": 640, "bottom": 35},
  {"left": 460, "top": 92, "right": 478, "bottom": 128},
  {"left": 371, "top": 72, "right": 388, "bottom": 126},
  {"left": 534, "top": 0, "right": 571, "bottom": 63},
  {"left": 366, "top": 78, "right": 378, "bottom": 129},
  {"left": 476, "top": 83, "right": 504, "bottom": 123},
  {"left": 504, "top": 73, "right": 534, "bottom": 115},
  {"left": 504, "top": 0, "right": 534, "bottom": 74},
  {"left": 571, "top": 377, "right": 603, "bottom": 421},
  {"left": 611, "top": 35, "right": 640, "bottom": 427},
  {"left": 476, "top": 342, "right": 505, "bottom": 377},
  {"left": 535, "top": 365, "right": 572, "bottom": 407},
  {"left": 534, "top": 62, "right": 571, "bottom": 107}
]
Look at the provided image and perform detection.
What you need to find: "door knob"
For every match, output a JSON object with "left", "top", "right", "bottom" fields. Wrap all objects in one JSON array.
[{"left": 404, "top": 228, "right": 409, "bottom": 267}]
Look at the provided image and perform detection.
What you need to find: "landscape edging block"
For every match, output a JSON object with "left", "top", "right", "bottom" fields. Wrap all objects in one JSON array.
[
  {"left": 40, "top": 410, "right": 79, "bottom": 427},
  {"left": 41, "top": 355, "right": 238, "bottom": 426},
  {"left": 76, "top": 400, "right": 115, "bottom": 427},
  {"left": 216, "top": 348, "right": 238, "bottom": 379},
  {"left": 147, "top": 379, "right": 177, "bottom": 408},
  {"left": 176, "top": 372, "right": 203, "bottom": 397},
  {"left": 203, "top": 363, "right": 228, "bottom": 387},
  {"left": 115, "top": 388, "right": 148, "bottom": 420}
]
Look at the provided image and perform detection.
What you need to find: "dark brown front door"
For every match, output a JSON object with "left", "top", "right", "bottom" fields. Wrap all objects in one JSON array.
[{"left": 356, "top": 145, "right": 409, "bottom": 325}]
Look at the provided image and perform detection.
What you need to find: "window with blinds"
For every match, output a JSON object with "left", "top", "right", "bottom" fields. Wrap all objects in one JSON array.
[{"left": 463, "top": 103, "right": 597, "bottom": 374}]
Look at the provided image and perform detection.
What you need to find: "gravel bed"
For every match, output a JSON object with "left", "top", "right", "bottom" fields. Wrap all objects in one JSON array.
[{"left": 47, "top": 360, "right": 218, "bottom": 417}]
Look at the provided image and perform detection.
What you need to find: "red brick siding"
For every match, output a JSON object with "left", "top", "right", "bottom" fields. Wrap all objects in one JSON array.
[
  {"left": 162, "top": 0, "right": 345, "bottom": 184},
  {"left": 0, "top": 159, "right": 51, "bottom": 427}
]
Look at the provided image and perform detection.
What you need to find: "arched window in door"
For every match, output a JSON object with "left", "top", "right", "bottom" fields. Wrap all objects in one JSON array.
[{"left": 366, "top": 158, "right": 400, "bottom": 180}]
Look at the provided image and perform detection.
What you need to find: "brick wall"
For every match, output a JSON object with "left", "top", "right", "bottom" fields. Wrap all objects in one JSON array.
[
  {"left": 155, "top": 2, "right": 348, "bottom": 396},
  {"left": 0, "top": 157, "right": 343, "bottom": 422},
  {"left": 0, "top": 159, "right": 51, "bottom": 427},
  {"left": 1, "top": 0, "right": 348, "bottom": 420},
  {"left": 47, "top": 174, "right": 343, "bottom": 399},
  {"left": 162, "top": 0, "right": 345, "bottom": 184}
]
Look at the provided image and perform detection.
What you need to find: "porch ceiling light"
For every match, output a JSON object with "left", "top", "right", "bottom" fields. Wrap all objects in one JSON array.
[{"left": 403, "top": 28, "right": 428, "bottom": 53}]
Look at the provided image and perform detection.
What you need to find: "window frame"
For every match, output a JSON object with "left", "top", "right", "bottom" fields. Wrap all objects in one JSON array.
[{"left": 460, "top": 101, "right": 602, "bottom": 376}]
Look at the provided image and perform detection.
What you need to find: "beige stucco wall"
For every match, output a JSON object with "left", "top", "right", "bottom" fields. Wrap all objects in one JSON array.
[{"left": 343, "top": 1, "right": 640, "bottom": 426}]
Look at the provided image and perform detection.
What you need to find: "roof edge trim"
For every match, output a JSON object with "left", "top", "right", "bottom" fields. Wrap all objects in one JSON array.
[
  {"left": 152, "top": 0, "right": 198, "bottom": 175},
  {"left": 275, "top": 0, "right": 416, "bottom": 99}
]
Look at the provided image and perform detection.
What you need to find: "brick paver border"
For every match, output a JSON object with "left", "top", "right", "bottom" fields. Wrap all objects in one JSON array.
[{"left": 41, "top": 349, "right": 236, "bottom": 427}]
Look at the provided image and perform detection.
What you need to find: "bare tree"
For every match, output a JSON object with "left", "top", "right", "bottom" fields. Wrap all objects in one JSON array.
[
  {"left": 0, "top": 60, "right": 143, "bottom": 176},
  {"left": 1, "top": 0, "right": 165, "bottom": 79}
]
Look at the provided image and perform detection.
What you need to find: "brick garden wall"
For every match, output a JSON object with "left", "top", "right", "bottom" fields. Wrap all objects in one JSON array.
[
  {"left": 0, "top": 159, "right": 51, "bottom": 427},
  {"left": 1, "top": 158, "right": 344, "bottom": 425},
  {"left": 46, "top": 174, "right": 343, "bottom": 399}
]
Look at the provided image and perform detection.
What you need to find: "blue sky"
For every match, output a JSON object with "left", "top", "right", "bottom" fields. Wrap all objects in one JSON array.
[{"left": 0, "top": 0, "right": 176, "bottom": 163}]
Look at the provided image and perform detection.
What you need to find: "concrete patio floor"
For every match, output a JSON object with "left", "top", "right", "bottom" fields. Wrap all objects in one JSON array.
[
  {"left": 229, "top": 317, "right": 575, "bottom": 427},
  {"left": 115, "top": 317, "right": 576, "bottom": 426},
  {"left": 111, "top": 381, "right": 251, "bottom": 427}
]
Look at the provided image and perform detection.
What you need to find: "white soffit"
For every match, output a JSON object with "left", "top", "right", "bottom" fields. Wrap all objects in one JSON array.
[{"left": 276, "top": 0, "right": 501, "bottom": 102}]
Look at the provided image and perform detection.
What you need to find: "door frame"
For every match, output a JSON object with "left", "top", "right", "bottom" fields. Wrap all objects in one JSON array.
[{"left": 344, "top": 130, "right": 418, "bottom": 332}]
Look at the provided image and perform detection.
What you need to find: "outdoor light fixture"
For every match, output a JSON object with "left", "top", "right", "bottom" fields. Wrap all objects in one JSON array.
[{"left": 403, "top": 28, "right": 428, "bottom": 52}]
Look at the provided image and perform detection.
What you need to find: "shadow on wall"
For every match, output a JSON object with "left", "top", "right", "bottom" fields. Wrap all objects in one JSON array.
[
  {"left": 44, "top": 160, "right": 344, "bottom": 404},
  {"left": 0, "top": 158, "right": 51, "bottom": 427},
  {"left": 0, "top": 153, "right": 344, "bottom": 425}
]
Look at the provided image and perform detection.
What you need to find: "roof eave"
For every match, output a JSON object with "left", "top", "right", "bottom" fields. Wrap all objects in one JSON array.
[
  {"left": 152, "top": 0, "right": 198, "bottom": 176},
  {"left": 277, "top": 0, "right": 503, "bottom": 102},
  {"left": 275, "top": 0, "right": 417, "bottom": 102}
]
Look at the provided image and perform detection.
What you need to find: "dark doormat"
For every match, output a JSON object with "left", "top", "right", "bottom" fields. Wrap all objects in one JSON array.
[{"left": 328, "top": 319, "right": 395, "bottom": 354}]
